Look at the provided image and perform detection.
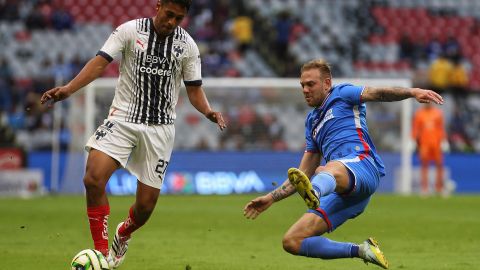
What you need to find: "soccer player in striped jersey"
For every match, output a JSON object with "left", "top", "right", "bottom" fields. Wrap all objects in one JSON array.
[
  {"left": 41, "top": 0, "right": 226, "bottom": 268},
  {"left": 244, "top": 59, "right": 444, "bottom": 269}
]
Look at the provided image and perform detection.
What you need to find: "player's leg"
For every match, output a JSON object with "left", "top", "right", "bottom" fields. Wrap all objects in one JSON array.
[
  {"left": 119, "top": 181, "right": 160, "bottom": 236},
  {"left": 433, "top": 147, "right": 444, "bottom": 194},
  {"left": 84, "top": 149, "right": 120, "bottom": 256},
  {"left": 108, "top": 124, "right": 174, "bottom": 268},
  {"left": 282, "top": 212, "right": 356, "bottom": 258},
  {"left": 85, "top": 119, "right": 136, "bottom": 257},
  {"left": 419, "top": 147, "right": 430, "bottom": 195},
  {"left": 109, "top": 181, "right": 160, "bottom": 268},
  {"left": 285, "top": 156, "right": 388, "bottom": 268},
  {"left": 282, "top": 194, "right": 370, "bottom": 260},
  {"left": 288, "top": 161, "right": 350, "bottom": 209}
]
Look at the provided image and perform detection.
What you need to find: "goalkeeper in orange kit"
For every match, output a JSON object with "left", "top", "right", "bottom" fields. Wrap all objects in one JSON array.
[{"left": 412, "top": 103, "right": 446, "bottom": 195}]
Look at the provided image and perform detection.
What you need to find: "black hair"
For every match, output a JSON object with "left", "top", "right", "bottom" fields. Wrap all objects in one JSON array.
[{"left": 160, "top": 0, "right": 192, "bottom": 11}]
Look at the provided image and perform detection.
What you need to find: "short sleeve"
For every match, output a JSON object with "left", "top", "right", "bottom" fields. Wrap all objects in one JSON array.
[
  {"left": 97, "top": 22, "right": 130, "bottom": 62},
  {"left": 183, "top": 38, "right": 202, "bottom": 86},
  {"left": 337, "top": 84, "right": 365, "bottom": 105}
]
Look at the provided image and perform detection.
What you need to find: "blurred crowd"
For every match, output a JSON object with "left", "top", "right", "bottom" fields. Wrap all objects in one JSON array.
[{"left": 1, "top": 0, "right": 479, "bottom": 153}]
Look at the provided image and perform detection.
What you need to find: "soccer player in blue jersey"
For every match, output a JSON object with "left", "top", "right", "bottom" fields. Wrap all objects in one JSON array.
[{"left": 244, "top": 59, "right": 443, "bottom": 269}]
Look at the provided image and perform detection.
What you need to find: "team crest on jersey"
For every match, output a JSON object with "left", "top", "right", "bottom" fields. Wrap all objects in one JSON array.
[
  {"left": 94, "top": 121, "right": 115, "bottom": 140},
  {"left": 173, "top": 42, "right": 186, "bottom": 58}
]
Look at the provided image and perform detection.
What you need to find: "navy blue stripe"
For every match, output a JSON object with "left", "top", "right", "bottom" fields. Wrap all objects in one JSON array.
[
  {"left": 96, "top": 51, "right": 113, "bottom": 62},
  {"left": 184, "top": 80, "right": 202, "bottom": 86}
]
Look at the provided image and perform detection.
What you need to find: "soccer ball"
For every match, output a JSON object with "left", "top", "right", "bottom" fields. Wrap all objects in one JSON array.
[{"left": 71, "top": 249, "right": 110, "bottom": 270}]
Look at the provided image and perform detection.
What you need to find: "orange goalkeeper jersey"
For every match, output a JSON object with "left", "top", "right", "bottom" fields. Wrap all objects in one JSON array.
[{"left": 412, "top": 106, "right": 445, "bottom": 146}]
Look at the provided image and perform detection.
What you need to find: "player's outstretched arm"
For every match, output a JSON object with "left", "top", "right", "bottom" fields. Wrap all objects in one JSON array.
[
  {"left": 40, "top": 55, "right": 110, "bottom": 106},
  {"left": 361, "top": 87, "right": 444, "bottom": 105},
  {"left": 185, "top": 85, "right": 226, "bottom": 130},
  {"left": 243, "top": 180, "right": 297, "bottom": 220}
]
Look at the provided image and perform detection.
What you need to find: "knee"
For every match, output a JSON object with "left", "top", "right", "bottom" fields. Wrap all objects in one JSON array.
[
  {"left": 282, "top": 235, "right": 302, "bottom": 255},
  {"left": 314, "top": 166, "right": 326, "bottom": 175},
  {"left": 83, "top": 170, "right": 106, "bottom": 192}
]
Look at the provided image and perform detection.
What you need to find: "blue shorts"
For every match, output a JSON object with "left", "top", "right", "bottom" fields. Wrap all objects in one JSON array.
[{"left": 307, "top": 155, "right": 381, "bottom": 232}]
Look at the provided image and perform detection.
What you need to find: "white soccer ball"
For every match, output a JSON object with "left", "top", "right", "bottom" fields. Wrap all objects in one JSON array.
[{"left": 71, "top": 249, "right": 110, "bottom": 270}]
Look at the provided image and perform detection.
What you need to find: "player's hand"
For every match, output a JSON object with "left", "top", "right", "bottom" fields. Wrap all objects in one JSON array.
[
  {"left": 205, "top": 111, "right": 227, "bottom": 130},
  {"left": 412, "top": 88, "right": 444, "bottom": 105},
  {"left": 40, "top": 86, "right": 72, "bottom": 107},
  {"left": 243, "top": 195, "right": 274, "bottom": 220}
]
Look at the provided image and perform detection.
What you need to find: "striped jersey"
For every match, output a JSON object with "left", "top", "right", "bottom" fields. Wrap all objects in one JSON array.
[
  {"left": 304, "top": 83, "right": 385, "bottom": 176},
  {"left": 97, "top": 18, "right": 202, "bottom": 125}
]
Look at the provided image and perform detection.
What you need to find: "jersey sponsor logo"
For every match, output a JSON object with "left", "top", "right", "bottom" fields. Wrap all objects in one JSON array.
[
  {"left": 139, "top": 66, "right": 172, "bottom": 76},
  {"left": 145, "top": 54, "right": 168, "bottom": 65}
]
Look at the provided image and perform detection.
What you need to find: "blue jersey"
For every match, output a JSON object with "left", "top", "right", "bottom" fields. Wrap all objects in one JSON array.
[{"left": 305, "top": 83, "right": 386, "bottom": 177}]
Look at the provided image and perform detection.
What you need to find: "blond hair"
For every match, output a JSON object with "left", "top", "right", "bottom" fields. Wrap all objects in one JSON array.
[{"left": 301, "top": 59, "right": 332, "bottom": 79}]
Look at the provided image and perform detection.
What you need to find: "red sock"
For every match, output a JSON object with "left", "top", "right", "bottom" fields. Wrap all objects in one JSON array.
[
  {"left": 118, "top": 206, "right": 145, "bottom": 237},
  {"left": 87, "top": 205, "right": 110, "bottom": 256}
]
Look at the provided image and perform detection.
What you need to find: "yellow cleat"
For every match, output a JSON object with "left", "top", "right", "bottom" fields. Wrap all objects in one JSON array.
[
  {"left": 287, "top": 168, "right": 319, "bottom": 210},
  {"left": 360, "top": 237, "right": 389, "bottom": 269}
]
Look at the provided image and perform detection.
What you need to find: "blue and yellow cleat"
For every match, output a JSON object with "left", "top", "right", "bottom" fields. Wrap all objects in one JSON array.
[
  {"left": 360, "top": 237, "right": 389, "bottom": 269},
  {"left": 287, "top": 168, "right": 319, "bottom": 210}
]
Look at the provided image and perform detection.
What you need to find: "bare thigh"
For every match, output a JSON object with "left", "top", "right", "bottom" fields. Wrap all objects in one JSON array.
[{"left": 282, "top": 213, "right": 329, "bottom": 254}]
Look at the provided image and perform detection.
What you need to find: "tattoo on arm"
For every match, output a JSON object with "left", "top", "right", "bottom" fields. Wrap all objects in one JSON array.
[
  {"left": 270, "top": 182, "right": 296, "bottom": 202},
  {"left": 364, "top": 86, "right": 413, "bottom": 102}
]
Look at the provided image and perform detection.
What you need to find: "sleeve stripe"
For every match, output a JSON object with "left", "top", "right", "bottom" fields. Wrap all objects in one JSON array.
[
  {"left": 96, "top": 51, "right": 114, "bottom": 62},
  {"left": 184, "top": 80, "right": 202, "bottom": 86}
]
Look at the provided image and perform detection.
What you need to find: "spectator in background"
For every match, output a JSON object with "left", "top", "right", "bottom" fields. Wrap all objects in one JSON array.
[
  {"left": 443, "top": 34, "right": 461, "bottom": 61},
  {"left": 274, "top": 10, "right": 292, "bottom": 58},
  {"left": 0, "top": 0, "right": 20, "bottom": 21},
  {"left": 230, "top": 14, "right": 253, "bottom": 54},
  {"left": 51, "top": 54, "right": 73, "bottom": 82},
  {"left": 25, "top": 2, "right": 49, "bottom": 30},
  {"left": 399, "top": 34, "right": 415, "bottom": 64},
  {"left": 425, "top": 35, "right": 443, "bottom": 61},
  {"left": 0, "top": 57, "right": 13, "bottom": 111},
  {"left": 289, "top": 18, "right": 308, "bottom": 44},
  {"left": 412, "top": 103, "right": 446, "bottom": 196},
  {"left": 428, "top": 53, "right": 453, "bottom": 92},
  {"left": 51, "top": 6, "right": 74, "bottom": 31},
  {"left": 449, "top": 106, "right": 473, "bottom": 152},
  {"left": 449, "top": 56, "right": 469, "bottom": 95}
]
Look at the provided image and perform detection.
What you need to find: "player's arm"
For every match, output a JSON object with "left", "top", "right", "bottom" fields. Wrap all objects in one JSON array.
[
  {"left": 40, "top": 55, "right": 110, "bottom": 105},
  {"left": 185, "top": 85, "right": 226, "bottom": 130},
  {"left": 244, "top": 152, "right": 321, "bottom": 219},
  {"left": 361, "top": 87, "right": 444, "bottom": 105}
]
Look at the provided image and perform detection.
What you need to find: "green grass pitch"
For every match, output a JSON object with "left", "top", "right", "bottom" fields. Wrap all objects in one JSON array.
[{"left": 1, "top": 194, "right": 479, "bottom": 270}]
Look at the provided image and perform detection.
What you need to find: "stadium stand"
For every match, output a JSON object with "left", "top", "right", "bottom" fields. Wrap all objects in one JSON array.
[{"left": 0, "top": 0, "right": 480, "bottom": 153}]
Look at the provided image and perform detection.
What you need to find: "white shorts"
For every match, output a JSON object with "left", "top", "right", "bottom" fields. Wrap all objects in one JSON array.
[{"left": 85, "top": 118, "right": 175, "bottom": 189}]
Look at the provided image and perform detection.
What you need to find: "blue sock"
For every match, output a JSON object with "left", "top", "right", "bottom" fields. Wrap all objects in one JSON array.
[
  {"left": 311, "top": 172, "right": 336, "bottom": 197},
  {"left": 299, "top": 236, "right": 354, "bottom": 259}
]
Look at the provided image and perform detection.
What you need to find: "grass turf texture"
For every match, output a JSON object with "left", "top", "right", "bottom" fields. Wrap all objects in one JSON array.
[{"left": 0, "top": 194, "right": 479, "bottom": 270}]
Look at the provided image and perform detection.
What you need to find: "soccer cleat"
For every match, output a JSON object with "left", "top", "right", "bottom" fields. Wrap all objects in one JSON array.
[
  {"left": 359, "top": 237, "right": 389, "bottom": 269},
  {"left": 107, "top": 222, "right": 131, "bottom": 269},
  {"left": 287, "top": 168, "right": 319, "bottom": 209}
]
